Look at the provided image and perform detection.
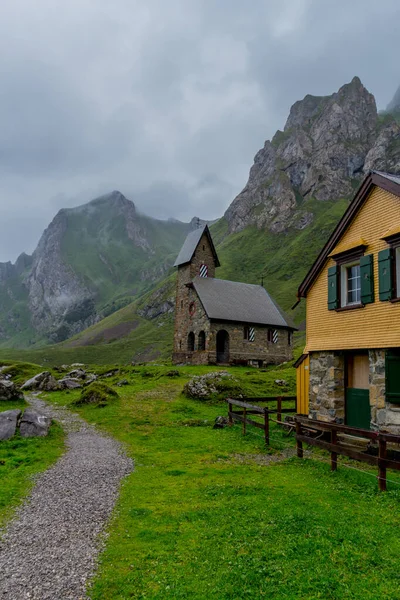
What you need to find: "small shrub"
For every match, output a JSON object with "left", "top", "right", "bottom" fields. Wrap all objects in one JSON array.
[
  {"left": 165, "top": 370, "right": 180, "bottom": 377},
  {"left": 73, "top": 382, "right": 119, "bottom": 407}
]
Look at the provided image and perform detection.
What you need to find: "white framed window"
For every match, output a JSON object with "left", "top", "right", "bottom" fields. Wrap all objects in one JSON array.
[{"left": 340, "top": 261, "right": 361, "bottom": 307}]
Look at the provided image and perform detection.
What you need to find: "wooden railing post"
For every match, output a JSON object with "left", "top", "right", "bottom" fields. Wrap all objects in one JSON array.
[
  {"left": 378, "top": 437, "right": 387, "bottom": 492},
  {"left": 331, "top": 429, "right": 337, "bottom": 471},
  {"left": 277, "top": 396, "right": 282, "bottom": 423},
  {"left": 264, "top": 408, "right": 270, "bottom": 446},
  {"left": 243, "top": 407, "right": 247, "bottom": 436},
  {"left": 228, "top": 401, "right": 233, "bottom": 426},
  {"left": 295, "top": 420, "right": 303, "bottom": 458}
]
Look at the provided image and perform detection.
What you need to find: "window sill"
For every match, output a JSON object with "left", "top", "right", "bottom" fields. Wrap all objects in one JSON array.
[
  {"left": 335, "top": 303, "right": 364, "bottom": 312},
  {"left": 390, "top": 297, "right": 400, "bottom": 304}
]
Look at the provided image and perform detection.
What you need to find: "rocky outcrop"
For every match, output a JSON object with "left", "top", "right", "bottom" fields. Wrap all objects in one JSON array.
[
  {"left": 0, "top": 409, "right": 21, "bottom": 440},
  {"left": 0, "top": 191, "right": 192, "bottom": 345},
  {"left": 21, "top": 372, "right": 60, "bottom": 392},
  {"left": 0, "top": 379, "right": 24, "bottom": 401},
  {"left": 27, "top": 209, "right": 97, "bottom": 342},
  {"left": 386, "top": 85, "right": 400, "bottom": 114},
  {"left": 225, "top": 77, "right": 399, "bottom": 234},
  {"left": 19, "top": 409, "right": 51, "bottom": 438}
]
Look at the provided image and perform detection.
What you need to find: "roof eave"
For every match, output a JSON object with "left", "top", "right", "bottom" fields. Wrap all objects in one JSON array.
[{"left": 297, "top": 172, "right": 400, "bottom": 298}]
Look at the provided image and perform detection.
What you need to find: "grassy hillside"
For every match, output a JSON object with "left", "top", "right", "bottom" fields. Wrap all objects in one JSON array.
[
  {"left": 0, "top": 196, "right": 347, "bottom": 365},
  {"left": 60, "top": 200, "right": 190, "bottom": 311},
  {"left": 212, "top": 196, "right": 348, "bottom": 322}
]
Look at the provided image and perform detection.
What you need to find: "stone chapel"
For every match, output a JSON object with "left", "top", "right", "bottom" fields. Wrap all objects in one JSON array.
[{"left": 172, "top": 225, "right": 295, "bottom": 366}]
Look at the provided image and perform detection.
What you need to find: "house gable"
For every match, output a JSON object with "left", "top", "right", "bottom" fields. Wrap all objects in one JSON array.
[
  {"left": 304, "top": 182, "right": 400, "bottom": 352},
  {"left": 298, "top": 172, "right": 400, "bottom": 299}
]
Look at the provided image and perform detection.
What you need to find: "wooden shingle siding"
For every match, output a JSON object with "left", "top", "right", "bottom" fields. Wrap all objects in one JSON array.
[{"left": 305, "top": 186, "right": 400, "bottom": 352}]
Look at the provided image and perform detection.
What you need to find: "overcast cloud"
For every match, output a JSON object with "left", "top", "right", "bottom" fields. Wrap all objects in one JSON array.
[{"left": 0, "top": 0, "right": 399, "bottom": 261}]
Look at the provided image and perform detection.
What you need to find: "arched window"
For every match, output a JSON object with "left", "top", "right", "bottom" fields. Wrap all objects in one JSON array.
[
  {"left": 198, "top": 331, "right": 206, "bottom": 351},
  {"left": 187, "top": 332, "right": 195, "bottom": 351}
]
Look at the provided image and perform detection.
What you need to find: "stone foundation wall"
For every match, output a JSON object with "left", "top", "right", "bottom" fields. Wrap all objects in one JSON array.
[
  {"left": 309, "top": 351, "right": 345, "bottom": 423},
  {"left": 309, "top": 348, "right": 400, "bottom": 434}
]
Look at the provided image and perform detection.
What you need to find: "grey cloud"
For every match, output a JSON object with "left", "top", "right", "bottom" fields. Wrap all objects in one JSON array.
[{"left": 0, "top": 0, "right": 399, "bottom": 261}]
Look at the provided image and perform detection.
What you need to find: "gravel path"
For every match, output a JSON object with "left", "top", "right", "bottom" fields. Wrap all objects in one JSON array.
[{"left": 0, "top": 396, "right": 133, "bottom": 599}]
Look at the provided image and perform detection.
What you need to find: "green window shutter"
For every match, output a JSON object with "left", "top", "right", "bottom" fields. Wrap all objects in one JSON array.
[
  {"left": 386, "top": 351, "right": 400, "bottom": 404},
  {"left": 327, "top": 265, "right": 338, "bottom": 310},
  {"left": 360, "top": 254, "right": 374, "bottom": 304},
  {"left": 378, "top": 248, "right": 393, "bottom": 301}
]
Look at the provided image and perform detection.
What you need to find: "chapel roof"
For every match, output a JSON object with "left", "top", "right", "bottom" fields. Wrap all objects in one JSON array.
[{"left": 192, "top": 276, "right": 296, "bottom": 329}]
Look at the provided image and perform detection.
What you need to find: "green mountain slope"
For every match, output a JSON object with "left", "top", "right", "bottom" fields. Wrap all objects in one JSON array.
[{"left": 0, "top": 197, "right": 348, "bottom": 365}]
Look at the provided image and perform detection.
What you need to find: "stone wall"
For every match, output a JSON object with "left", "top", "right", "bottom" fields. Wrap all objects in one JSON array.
[
  {"left": 309, "top": 351, "right": 345, "bottom": 423},
  {"left": 308, "top": 348, "right": 400, "bottom": 433},
  {"left": 370, "top": 349, "right": 400, "bottom": 434}
]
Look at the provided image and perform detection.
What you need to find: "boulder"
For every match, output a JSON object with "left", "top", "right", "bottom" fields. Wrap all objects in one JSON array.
[
  {"left": 0, "top": 379, "right": 24, "bottom": 401},
  {"left": 116, "top": 379, "right": 129, "bottom": 387},
  {"left": 67, "top": 368, "right": 86, "bottom": 379},
  {"left": 0, "top": 409, "right": 21, "bottom": 440},
  {"left": 85, "top": 373, "right": 97, "bottom": 384},
  {"left": 21, "top": 371, "right": 50, "bottom": 390},
  {"left": 213, "top": 416, "right": 229, "bottom": 429},
  {"left": 19, "top": 409, "right": 51, "bottom": 437},
  {"left": 21, "top": 372, "right": 60, "bottom": 392},
  {"left": 71, "top": 363, "right": 85, "bottom": 367},
  {"left": 58, "top": 377, "right": 82, "bottom": 390}
]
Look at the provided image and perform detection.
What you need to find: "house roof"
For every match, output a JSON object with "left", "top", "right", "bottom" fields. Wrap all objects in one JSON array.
[
  {"left": 173, "top": 225, "right": 220, "bottom": 267},
  {"left": 297, "top": 171, "right": 400, "bottom": 298},
  {"left": 192, "top": 276, "right": 296, "bottom": 329}
]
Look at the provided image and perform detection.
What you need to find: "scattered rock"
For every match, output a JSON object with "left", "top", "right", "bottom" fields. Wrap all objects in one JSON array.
[
  {"left": 116, "top": 379, "right": 129, "bottom": 387},
  {"left": 19, "top": 409, "right": 51, "bottom": 437},
  {"left": 0, "top": 409, "right": 21, "bottom": 440},
  {"left": 275, "top": 379, "right": 288, "bottom": 386},
  {"left": 71, "top": 363, "right": 85, "bottom": 367},
  {"left": 85, "top": 373, "right": 97, "bottom": 384},
  {"left": 73, "top": 382, "right": 119, "bottom": 407},
  {"left": 213, "top": 416, "right": 229, "bottom": 429},
  {"left": 58, "top": 377, "right": 83, "bottom": 390},
  {"left": 101, "top": 369, "right": 119, "bottom": 378},
  {"left": 183, "top": 371, "right": 242, "bottom": 400},
  {"left": 67, "top": 368, "right": 86, "bottom": 379},
  {"left": 0, "top": 379, "right": 24, "bottom": 401}
]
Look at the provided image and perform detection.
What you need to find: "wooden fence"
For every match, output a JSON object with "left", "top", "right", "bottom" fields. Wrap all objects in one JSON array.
[
  {"left": 226, "top": 396, "right": 297, "bottom": 445},
  {"left": 294, "top": 415, "right": 400, "bottom": 491}
]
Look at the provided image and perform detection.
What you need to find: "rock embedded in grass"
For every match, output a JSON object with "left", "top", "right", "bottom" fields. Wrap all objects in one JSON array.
[
  {"left": 184, "top": 371, "right": 244, "bottom": 401},
  {"left": 73, "top": 382, "right": 119, "bottom": 407},
  {"left": 0, "top": 409, "right": 22, "bottom": 440},
  {"left": 21, "top": 371, "right": 60, "bottom": 392},
  {"left": 0, "top": 379, "right": 24, "bottom": 401},
  {"left": 19, "top": 409, "right": 51, "bottom": 437}
]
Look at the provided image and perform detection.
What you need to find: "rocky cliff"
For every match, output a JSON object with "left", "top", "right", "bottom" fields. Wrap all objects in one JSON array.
[
  {"left": 0, "top": 192, "right": 195, "bottom": 345},
  {"left": 225, "top": 77, "right": 400, "bottom": 233}
]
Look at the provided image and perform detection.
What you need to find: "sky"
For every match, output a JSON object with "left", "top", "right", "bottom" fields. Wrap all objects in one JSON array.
[{"left": 0, "top": 0, "right": 399, "bottom": 262}]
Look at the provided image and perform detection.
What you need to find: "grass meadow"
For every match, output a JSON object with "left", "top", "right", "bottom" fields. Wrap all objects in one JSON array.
[{"left": 2, "top": 361, "right": 400, "bottom": 598}]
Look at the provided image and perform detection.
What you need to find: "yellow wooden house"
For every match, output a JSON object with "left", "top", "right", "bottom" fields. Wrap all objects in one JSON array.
[{"left": 296, "top": 171, "right": 400, "bottom": 432}]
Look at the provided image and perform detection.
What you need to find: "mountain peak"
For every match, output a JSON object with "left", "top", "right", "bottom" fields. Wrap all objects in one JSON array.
[{"left": 224, "top": 77, "right": 398, "bottom": 235}]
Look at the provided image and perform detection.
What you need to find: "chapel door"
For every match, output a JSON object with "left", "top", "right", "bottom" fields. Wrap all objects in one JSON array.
[{"left": 345, "top": 353, "right": 370, "bottom": 430}]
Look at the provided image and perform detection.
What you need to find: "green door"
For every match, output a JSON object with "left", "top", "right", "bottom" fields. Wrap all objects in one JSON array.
[{"left": 345, "top": 388, "right": 371, "bottom": 430}]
